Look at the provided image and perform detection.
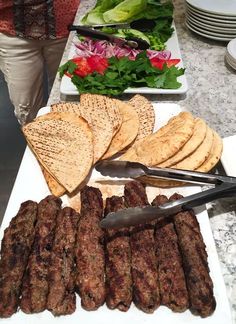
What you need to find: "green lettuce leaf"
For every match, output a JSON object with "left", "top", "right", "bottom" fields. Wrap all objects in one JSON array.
[{"left": 103, "top": 0, "right": 147, "bottom": 23}]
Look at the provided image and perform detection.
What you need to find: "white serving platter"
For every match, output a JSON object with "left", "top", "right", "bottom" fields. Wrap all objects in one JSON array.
[
  {"left": 0, "top": 102, "right": 232, "bottom": 324},
  {"left": 60, "top": 23, "right": 188, "bottom": 96}
]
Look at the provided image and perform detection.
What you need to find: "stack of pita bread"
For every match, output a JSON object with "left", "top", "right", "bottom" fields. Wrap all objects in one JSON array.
[
  {"left": 22, "top": 94, "right": 155, "bottom": 196},
  {"left": 23, "top": 93, "right": 223, "bottom": 195},
  {"left": 120, "top": 111, "right": 223, "bottom": 187}
]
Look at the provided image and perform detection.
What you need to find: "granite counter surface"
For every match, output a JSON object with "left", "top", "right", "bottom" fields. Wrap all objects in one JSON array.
[{"left": 47, "top": 0, "right": 236, "bottom": 322}]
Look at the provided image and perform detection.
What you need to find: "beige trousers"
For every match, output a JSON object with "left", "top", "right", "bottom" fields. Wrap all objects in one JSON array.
[{"left": 0, "top": 33, "right": 67, "bottom": 125}]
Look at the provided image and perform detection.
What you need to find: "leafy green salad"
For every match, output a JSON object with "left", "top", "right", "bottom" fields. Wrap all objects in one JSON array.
[{"left": 82, "top": 0, "right": 174, "bottom": 51}]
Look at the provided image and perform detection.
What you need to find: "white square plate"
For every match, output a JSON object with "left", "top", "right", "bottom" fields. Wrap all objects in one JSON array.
[
  {"left": 60, "top": 23, "right": 188, "bottom": 95},
  {"left": 0, "top": 103, "right": 232, "bottom": 324}
]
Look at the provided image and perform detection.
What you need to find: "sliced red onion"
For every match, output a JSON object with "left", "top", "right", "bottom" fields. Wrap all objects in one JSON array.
[{"left": 72, "top": 38, "right": 173, "bottom": 61}]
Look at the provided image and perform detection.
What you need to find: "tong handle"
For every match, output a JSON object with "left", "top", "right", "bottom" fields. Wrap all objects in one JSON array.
[
  {"left": 68, "top": 25, "right": 113, "bottom": 41},
  {"left": 146, "top": 166, "right": 236, "bottom": 186},
  {"left": 164, "top": 183, "right": 236, "bottom": 214}
]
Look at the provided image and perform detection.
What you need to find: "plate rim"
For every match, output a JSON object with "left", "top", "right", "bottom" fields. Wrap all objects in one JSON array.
[
  {"left": 186, "top": 9, "right": 236, "bottom": 27},
  {"left": 186, "top": 18, "right": 236, "bottom": 36},
  {"left": 186, "top": 21, "right": 233, "bottom": 41},
  {"left": 186, "top": 0, "right": 236, "bottom": 17},
  {"left": 187, "top": 15, "right": 236, "bottom": 33}
]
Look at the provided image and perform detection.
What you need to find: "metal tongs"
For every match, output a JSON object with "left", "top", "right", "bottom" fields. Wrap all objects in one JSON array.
[
  {"left": 95, "top": 161, "right": 236, "bottom": 229},
  {"left": 68, "top": 25, "right": 150, "bottom": 50}
]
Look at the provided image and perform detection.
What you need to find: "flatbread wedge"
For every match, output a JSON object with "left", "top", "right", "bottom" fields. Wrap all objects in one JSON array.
[
  {"left": 197, "top": 130, "right": 223, "bottom": 172},
  {"left": 158, "top": 118, "right": 207, "bottom": 167},
  {"left": 172, "top": 126, "right": 214, "bottom": 170},
  {"left": 102, "top": 101, "right": 139, "bottom": 159},
  {"left": 41, "top": 167, "right": 66, "bottom": 197},
  {"left": 120, "top": 112, "right": 195, "bottom": 166},
  {"left": 80, "top": 93, "right": 122, "bottom": 136},
  {"left": 22, "top": 112, "right": 93, "bottom": 193},
  {"left": 128, "top": 94, "right": 155, "bottom": 142},
  {"left": 52, "top": 100, "right": 114, "bottom": 162}
]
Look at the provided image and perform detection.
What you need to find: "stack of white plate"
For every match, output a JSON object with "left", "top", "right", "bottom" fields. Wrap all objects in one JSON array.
[
  {"left": 185, "top": 0, "right": 236, "bottom": 41},
  {"left": 225, "top": 38, "right": 236, "bottom": 70}
]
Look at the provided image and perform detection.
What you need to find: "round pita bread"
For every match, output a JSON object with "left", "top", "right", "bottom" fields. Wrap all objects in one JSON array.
[
  {"left": 23, "top": 112, "right": 93, "bottom": 193},
  {"left": 102, "top": 101, "right": 139, "bottom": 159},
  {"left": 197, "top": 130, "right": 223, "bottom": 172},
  {"left": 158, "top": 118, "right": 207, "bottom": 167},
  {"left": 120, "top": 112, "right": 195, "bottom": 166},
  {"left": 173, "top": 126, "right": 214, "bottom": 170}
]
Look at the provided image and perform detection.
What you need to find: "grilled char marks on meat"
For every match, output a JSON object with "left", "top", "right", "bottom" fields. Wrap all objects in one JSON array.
[
  {"left": 0, "top": 201, "right": 38, "bottom": 318},
  {"left": 124, "top": 181, "right": 160, "bottom": 313},
  {"left": 75, "top": 186, "right": 106, "bottom": 310},
  {"left": 47, "top": 207, "right": 79, "bottom": 316},
  {"left": 152, "top": 195, "right": 189, "bottom": 312},
  {"left": 170, "top": 193, "right": 216, "bottom": 317},
  {"left": 104, "top": 196, "right": 132, "bottom": 312},
  {"left": 20, "top": 195, "right": 62, "bottom": 314}
]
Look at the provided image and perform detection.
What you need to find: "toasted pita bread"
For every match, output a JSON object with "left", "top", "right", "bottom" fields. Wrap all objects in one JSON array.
[
  {"left": 128, "top": 94, "right": 155, "bottom": 142},
  {"left": 158, "top": 118, "right": 207, "bottom": 167},
  {"left": 23, "top": 112, "right": 93, "bottom": 193},
  {"left": 80, "top": 93, "right": 122, "bottom": 136},
  {"left": 172, "top": 126, "right": 214, "bottom": 170},
  {"left": 102, "top": 101, "right": 139, "bottom": 159},
  {"left": 41, "top": 167, "right": 66, "bottom": 197},
  {"left": 52, "top": 100, "right": 114, "bottom": 162},
  {"left": 120, "top": 112, "right": 195, "bottom": 166},
  {"left": 197, "top": 130, "right": 223, "bottom": 172}
]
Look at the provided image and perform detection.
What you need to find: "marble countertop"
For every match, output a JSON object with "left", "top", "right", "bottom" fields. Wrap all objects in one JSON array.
[{"left": 48, "top": 0, "right": 236, "bottom": 322}]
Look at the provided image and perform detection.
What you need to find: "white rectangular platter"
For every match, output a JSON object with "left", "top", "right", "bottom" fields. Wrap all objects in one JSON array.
[
  {"left": 60, "top": 23, "right": 188, "bottom": 96},
  {"left": 0, "top": 103, "right": 232, "bottom": 324}
]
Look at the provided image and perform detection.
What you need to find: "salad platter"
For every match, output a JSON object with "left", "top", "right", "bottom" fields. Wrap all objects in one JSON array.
[
  {"left": 59, "top": 0, "right": 188, "bottom": 96},
  {"left": 0, "top": 102, "right": 232, "bottom": 324},
  {"left": 60, "top": 23, "right": 188, "bottom": 95}
]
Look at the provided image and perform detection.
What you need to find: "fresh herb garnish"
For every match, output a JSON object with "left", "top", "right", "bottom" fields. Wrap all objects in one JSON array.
[{"left": 61, "top": 52, "right": 184, "bottom": 95}]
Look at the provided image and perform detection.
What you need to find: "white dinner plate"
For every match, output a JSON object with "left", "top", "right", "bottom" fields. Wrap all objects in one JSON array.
[
  {"left": 225, "top": 54, "right": 236, "bottom": 70},
  {"left": 186, "top": 0, "right": 236, "bottom": 17},
  {"left": 60, "top": 23, "right": 188, "bottom": 96},
  {"left": 186, "top": 15, "right": 236, "bottom": 33},
  {"left": 227, "top": 38, "right": 236, "bottom": 58},
  {"left": 186, "top": 3, "right": 236, "bottom": 20},
  {"left": 221, "top": 135, "right": 236, "bottom": 176},
  {"left": 186, "top": 10, "right": 236, "bottom": 27},
  {"left": 186, "top": 18, "right": 236, "bottom": 37},
  {"left": 0, "top": 103, "right": 233, "bottom": 324},
  {"left": 186, "top": 21, "right": 234, "bottom": 41}
]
